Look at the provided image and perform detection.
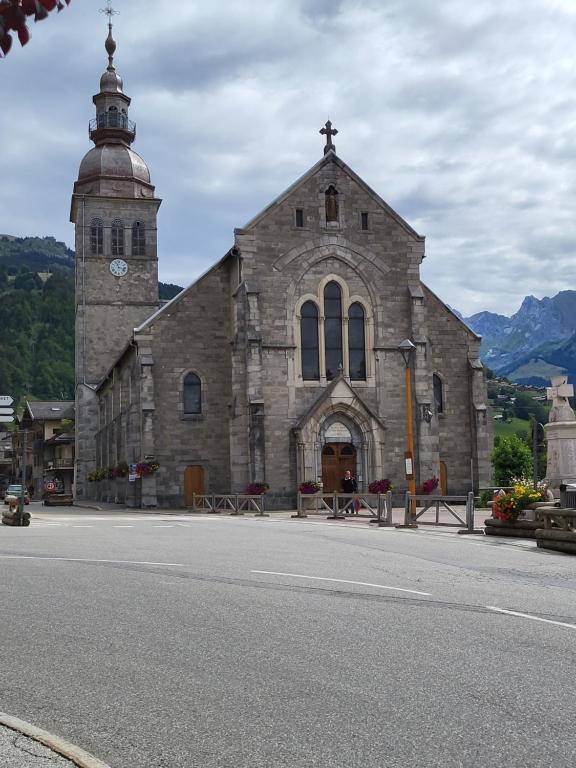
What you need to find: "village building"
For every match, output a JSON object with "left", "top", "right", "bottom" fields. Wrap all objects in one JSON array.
[{"left": 71, "top": 23, "right": 491, "bottom": 509}]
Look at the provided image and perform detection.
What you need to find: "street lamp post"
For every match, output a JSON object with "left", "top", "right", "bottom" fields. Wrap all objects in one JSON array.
[{"left": 399, "top": 339, "right": 416, "bottom": 520}]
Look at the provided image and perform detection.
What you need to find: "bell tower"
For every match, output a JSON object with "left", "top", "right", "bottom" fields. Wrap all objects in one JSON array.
[{"left": 71, "top": 8, "right": 161, "bottom": 498}]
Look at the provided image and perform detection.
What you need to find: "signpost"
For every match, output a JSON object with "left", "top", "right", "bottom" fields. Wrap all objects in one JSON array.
[{"left": 0, "top": 396, "right": 14, "bottom": 425}]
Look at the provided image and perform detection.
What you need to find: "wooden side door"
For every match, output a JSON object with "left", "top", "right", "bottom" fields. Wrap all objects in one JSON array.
[
  {"left": 439, "top": 461, "right": 448, "bottom": 495},
  {"left": 184, "top": 465, "right": 205, "bottom": 506}
]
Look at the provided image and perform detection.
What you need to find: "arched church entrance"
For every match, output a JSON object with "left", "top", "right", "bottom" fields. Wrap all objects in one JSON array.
[{"left": 322, "top": 443, "right": 356, "bottom": 493}]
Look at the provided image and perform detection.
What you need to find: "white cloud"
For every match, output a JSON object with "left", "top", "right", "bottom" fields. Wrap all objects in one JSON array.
[{"left": 1, "top": 0, "right": 575, "bottom": 315}]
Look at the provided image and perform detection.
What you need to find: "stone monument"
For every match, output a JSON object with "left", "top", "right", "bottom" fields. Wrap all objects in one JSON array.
[{"left": 544, "top": 376, "right": 576, "bottom": 489}]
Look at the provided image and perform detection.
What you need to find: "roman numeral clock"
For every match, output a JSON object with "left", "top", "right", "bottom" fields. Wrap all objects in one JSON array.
[{"left": 110, "top": 258, "right": 128, "bottom": 277}]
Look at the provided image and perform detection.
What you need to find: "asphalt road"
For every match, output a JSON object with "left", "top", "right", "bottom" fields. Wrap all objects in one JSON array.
[{"left": 1, "top": 505, "right": 575, "bottom": 768}]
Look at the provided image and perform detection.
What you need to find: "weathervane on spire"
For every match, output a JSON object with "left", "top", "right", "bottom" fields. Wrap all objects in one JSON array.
[
  {"left": 100, "top": 1, "right": 119, "bottom": 70},
  {"left": 100, "top": 1, "right": 119, "bottom": 22}
]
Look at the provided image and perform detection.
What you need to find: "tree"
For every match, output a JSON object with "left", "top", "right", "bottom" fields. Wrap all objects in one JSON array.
[
  {"left": 0, "top": 0, "right": 71, "bottom": 58},
  {"left": 491, "top": 434, "right": 533, "bottom": 486}
]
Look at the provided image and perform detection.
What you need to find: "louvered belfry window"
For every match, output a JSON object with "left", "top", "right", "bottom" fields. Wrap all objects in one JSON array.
[{"left": 111, "top": 219, "right": 125, "bottom": 256}]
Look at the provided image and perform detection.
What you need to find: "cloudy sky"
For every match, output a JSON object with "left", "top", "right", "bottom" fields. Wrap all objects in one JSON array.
[{"left": 2, "top": 0, "right": 576, "bottom": 315}]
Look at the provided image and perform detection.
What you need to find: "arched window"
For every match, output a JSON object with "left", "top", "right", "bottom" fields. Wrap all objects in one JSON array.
[
  {"left": 132, "top": 221, "right": 146, "bottom": 256},
  {"left": 90, "top": 217, "right": 103, "bottom": 255},
  {"left": 348, "top": 302, "right": 366, "bottom": 381},
  {"left": 324, "top": 281, "right": 343, "bottom": 380},
  {"left": 433, "top": 374, "right": 444, "bottom": 414},
  {"left": 111, "top": 219, "right": 124, "bottom": 256},
  {"left": 300, "top": 301, "right": 320, "bottom": 381},
  {"left": 107, "top": 105, "right": 119, "bottom": 127},
  {"left": 183, "top": 373, "right": 202, "bottom": 414}
]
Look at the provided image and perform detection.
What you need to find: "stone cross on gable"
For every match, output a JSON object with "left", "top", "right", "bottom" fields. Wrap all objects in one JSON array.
[
  {"left": 320, "top": 121, "right": 338, "bottom": 155},
  {"left": 547, "top": 376, "right": 574, "bottom": 406}
]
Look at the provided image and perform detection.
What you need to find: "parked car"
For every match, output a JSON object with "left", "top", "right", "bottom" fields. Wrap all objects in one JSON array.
[{"left": 4, "top": 484, "right": 30, "bottom": 504}]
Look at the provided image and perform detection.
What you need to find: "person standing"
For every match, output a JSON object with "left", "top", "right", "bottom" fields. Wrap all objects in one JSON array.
[{"left": 341, "top": 470, "right": 359, "bottom": 513}]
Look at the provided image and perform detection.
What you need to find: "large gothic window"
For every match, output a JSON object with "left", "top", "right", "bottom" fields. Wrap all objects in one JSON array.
[
  {"left": 433, "top": 374, "right": 444, "bottom": 414},
  {"left": 111, "top": 219, "right": 125, "bottom": 256},
  {"left": 348, "top": 302, "right": 366, "bottom": 381},
  {"left": 132, "top": 221, "right": 146, "bottom": 256},
  {"left": 300, "top": 301, "right": 320, "bottom": 381},
  {"left": 90, "top": 218, "right": 103, "bottom": 255},
  {"left": 324, "top": 281, "right": 343, "bottom": 380},
  {"left": 183, "top": 373, "right": 202, "bottom": 414}
]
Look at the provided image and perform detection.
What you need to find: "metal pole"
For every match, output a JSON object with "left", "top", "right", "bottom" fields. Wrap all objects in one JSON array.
[
  {"left": 405, "top": 365, "right": 416, "bottom": 503},
  {"left": 19, "top": 430, "right": 27, "bottom": 526},
  {"left": 532, "top": 418, "right": 539, "bottom": 488}
]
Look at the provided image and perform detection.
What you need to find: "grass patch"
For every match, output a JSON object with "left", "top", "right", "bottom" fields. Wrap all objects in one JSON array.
[{"left": 494, "top": 416, "right": 531, "bottom": 438}]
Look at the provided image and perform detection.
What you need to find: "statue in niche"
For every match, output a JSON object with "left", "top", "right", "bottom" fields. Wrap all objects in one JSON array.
[{"left": 325, "top": 185, "right": 339, "bottom": 222}]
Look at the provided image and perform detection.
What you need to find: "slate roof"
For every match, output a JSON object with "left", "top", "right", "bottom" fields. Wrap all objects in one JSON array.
[{"left": 25, "top": 401, "right": 75, "bottom": 421}]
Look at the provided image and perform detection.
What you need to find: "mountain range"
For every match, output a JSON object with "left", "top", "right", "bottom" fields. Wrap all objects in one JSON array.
[{"left": 462, "top": 291, "right": 576, "bottom": 386}]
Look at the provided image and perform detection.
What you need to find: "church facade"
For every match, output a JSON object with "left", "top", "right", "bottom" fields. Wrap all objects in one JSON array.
[{"left": 72, "top": 27, "right": 492, "bottom": 509}]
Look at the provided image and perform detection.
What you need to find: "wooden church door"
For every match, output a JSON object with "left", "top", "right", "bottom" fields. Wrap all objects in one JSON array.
[
  {"left": 322, "top": 443, "right": 357, "bottom": 492},
  {"left": 184, "top": 465, "right": 204, "bottom": 506}
]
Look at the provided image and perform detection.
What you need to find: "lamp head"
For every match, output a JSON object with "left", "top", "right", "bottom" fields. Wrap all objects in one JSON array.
[{"left": 398, "top": 339, "right": 416, "bottom": 367}]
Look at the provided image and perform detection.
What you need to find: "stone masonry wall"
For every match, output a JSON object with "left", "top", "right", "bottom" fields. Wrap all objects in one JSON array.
[{"left": 146, "top": 261, "right": 233, "bottom": 507}]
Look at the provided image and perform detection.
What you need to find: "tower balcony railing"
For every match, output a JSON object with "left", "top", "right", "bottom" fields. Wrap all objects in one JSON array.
[{"left": 89, "top": 114, "right": 136, "bottom": 140}]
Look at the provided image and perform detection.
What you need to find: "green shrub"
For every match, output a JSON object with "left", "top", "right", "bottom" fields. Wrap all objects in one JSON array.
[{"left": 491, "top": 435, "right": 532, "bottom": 486}]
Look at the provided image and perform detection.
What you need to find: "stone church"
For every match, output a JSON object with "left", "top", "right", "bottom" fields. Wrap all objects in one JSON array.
[{"left": 72, "top": 24, "right": 491, "bottom": 509}]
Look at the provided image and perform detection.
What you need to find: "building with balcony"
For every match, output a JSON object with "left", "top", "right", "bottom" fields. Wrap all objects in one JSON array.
[{"left": 18, "top": 401, "right": 75, "bottom": 497}]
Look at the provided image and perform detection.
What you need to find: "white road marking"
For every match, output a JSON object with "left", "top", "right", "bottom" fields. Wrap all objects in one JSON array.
[
  {"left": 112, "top": 525, "right": 133, "bottom": 528},
  {"left": 0, "top": 555, "right": 185, "bottom": 567},
  {"left": 487, "top": 606, "right": 576, "bottom": 630},
  {"left": 251, "top": 570, "right": 432, "bottom": 596},
  {"left": 153, "top": 525, "right": 174, "bottom": 528}
]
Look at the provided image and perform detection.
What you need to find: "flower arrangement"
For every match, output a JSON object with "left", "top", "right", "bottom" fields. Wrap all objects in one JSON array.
[
  {"left": 299, "top": 481, "right": 323, "bottom": 495},
  {"left": 87, "top": 461, "right": 159, "bottom": 482},
  {"left": 368, "top": 479, "right": 392, "bottom": 494},
  {"left": 112, "top": 461, "right": 129, "bottom": 479},
  {"left": 136, "top": 461, "right": 159, "bottom": 476},
  {"left": 421, "top": 476, "right": 439, "bottom": 495},
  {"left": 87, "top": 467, "right": 112, "bottom": 482},
  {"left": 246, "top": 482, "right": 269, "bottom": 495},
  {"left": 493, "top": 481, "right": 543, "bottom": 523}
]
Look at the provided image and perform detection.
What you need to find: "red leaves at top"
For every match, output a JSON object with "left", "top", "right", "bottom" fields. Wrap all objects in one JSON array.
[{"left": 0, "top": 0, "right": 71, "bottom": 57}]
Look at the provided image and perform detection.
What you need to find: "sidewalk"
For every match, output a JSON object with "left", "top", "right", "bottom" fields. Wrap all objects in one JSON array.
[{"left": 0, "top": 718, "right": 110, "bottom": 767}]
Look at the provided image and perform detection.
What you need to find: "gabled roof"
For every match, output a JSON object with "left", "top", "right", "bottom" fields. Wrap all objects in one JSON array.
[
  {"left": 421, "top": 283, "right": 482, "bottom": 341},
  {"left": 241, "top": 150, "right": 424, "bottom": 240},
  {"left": 133, "top": 248, "right": 235, "bottom": 334},
  {"left": 24, "top": 401, "right": 74, "bottom": 422},
  {"left": 294, "top": 374, "right": 386, "bottom": 432}
]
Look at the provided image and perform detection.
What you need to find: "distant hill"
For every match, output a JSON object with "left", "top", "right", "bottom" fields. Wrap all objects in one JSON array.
[
  {"left": 0, "top": 235, "right": 74, "bottom": 273},
  {"left": 464, "top": 291, "right": 576, "bottom": 386},
  {"left": 0, "top": 235, "right": 183, "bottom": 404}
]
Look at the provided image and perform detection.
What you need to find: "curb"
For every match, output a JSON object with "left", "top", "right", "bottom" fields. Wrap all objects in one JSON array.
[{"left": 0, "top": 713, "right": 112, "bottom": 768}]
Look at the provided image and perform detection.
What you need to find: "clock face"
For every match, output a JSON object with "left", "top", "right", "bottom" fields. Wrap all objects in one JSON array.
[{"left": 110, "top": 258, "right": 128, "bottom": 277}]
